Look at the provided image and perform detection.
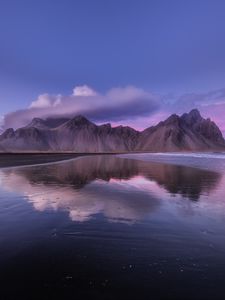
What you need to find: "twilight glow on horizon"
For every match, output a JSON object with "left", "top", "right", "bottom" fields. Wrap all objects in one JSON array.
[{"left": 1, "top": 0, "right": 225, "bottom": 134}]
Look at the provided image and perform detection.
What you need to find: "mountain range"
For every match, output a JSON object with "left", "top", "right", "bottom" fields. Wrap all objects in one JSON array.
[{"left": 0, "top": 109, "right": 224, "bottom": 152}]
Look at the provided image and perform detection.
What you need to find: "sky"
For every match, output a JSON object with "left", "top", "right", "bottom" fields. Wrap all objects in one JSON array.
[{"left": 1, "top": 0, "right": 225, "bottom": 133}]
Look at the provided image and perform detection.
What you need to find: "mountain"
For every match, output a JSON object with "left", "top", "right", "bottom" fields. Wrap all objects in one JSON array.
[
  {"left": 0, "top": 115, "right": 140, "bottom": 152},
  {"left": 0, "top": 109, "right": 224, "bottom": 152},
  {"left": 136, "top": 109, "right": 225, "bottom": 152},
  {"left": 26, "top": 117, "right": 70, "bottom": 129}
]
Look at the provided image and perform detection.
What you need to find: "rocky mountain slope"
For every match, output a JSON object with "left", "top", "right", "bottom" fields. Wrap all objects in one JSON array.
[
  {"left": 136, "top": 109, "right": 225, "bottom": 152},
  {"left": 0, "top": 109, "right": 224, "bottom": 152}
]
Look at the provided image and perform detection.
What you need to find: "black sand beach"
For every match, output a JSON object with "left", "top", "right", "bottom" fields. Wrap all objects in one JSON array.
[
  {"left": 0, "top": 153, "right": 117, "bottom": 168},
  {"left": 0, "top": 153, "right": 88, "bottom": 168}
]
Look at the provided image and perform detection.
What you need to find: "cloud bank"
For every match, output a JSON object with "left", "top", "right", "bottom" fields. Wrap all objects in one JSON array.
[
  {"left": 1, "top": 85, "right": 225, "bottom": 136},
  {"left": 2, "top": 85, "right": 160, "bottom": 130}
]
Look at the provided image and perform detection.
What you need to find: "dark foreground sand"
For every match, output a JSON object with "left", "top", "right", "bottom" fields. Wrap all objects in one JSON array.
[{"left": 0, "top": 153, "right": 95, "bottom": 168}]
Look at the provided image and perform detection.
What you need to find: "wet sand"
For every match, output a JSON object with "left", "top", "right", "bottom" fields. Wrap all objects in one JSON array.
[{"left": 0, "top": 153, "right": 93, "bottom": 168}]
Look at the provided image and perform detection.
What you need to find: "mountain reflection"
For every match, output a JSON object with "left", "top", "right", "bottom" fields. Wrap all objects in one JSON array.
[
  {"left": 141, "top": 163, "right": 221, "bottom": 201},
  {"left": 0, "top": 155, "right": 221, "bottom": 222}
]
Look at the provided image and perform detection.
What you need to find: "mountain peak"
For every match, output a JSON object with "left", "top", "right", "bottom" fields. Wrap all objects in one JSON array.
[
  {"left": 30, "top": 117, "right": 45, "bottom": 124},
  {"left": 181, "top": 109, "right": 202, "bottom": 125},
  {"left": 71, "top": 115, "right": 90, "bottom": 123},
  {"left": 188, "top": 109, "right": 201, "bottom": 118},
  {"left": 0, "top": 128, "right": 15, "bottom": 140},
  {"left": 62, "top": 115, "right": 96, "bottom": 130},
  {"left": 26, "top": 117, "right": 49, "bottom": 129},
  {"left": 164, "top": 114, "right": 180, "bottom": 125},
  {"left": 69, "top": 115, "right": 94, "bottom": 126},
  {"left": 33, "top": 117, "right": 44, "bottom": 122}
]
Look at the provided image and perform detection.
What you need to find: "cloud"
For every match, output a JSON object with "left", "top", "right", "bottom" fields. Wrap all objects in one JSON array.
[
  {"left": 1, "top": 84, "right": 225, "bottom": 136},
  {"left": 169, "top": 88, "right": 225, "bottom": 112},
  {"left": 2, "top": 85, "right": 160, "bottom": 130},
  {"left": 29, "top": 94, "right": 52, "bottom": 108},
  {"left": 73, "top": 85, "right": 97, "bottom": 97}
]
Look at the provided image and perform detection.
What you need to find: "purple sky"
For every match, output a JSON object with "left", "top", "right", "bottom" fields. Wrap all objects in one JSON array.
[{"left": 1, "top": 0, "right": 225, "bottom": 134}]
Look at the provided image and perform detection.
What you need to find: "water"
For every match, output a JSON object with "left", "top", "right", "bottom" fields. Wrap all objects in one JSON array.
[{"left": 0, "top": 154, "right": 225, "bottom": 299}]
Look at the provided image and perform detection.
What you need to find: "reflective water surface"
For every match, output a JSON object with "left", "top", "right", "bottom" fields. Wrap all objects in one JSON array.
[{"left": 0, "top": 154, "right": 225, "bottom": 299}]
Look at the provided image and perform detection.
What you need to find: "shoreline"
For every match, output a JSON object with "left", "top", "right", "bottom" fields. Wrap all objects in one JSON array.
[
  {"left": 0, "top": 153, "right": 112, "bottom": 168},
  {"left": 0, "top": 151, "right": 225, "bottom": 169},
  {"left": 119, "top": 152, "right": 225, "bottom": 173}
]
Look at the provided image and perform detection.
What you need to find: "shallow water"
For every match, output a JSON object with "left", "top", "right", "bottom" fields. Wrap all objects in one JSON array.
[{"left": 0, "top": 154, "right": 225, "bottom": 299}]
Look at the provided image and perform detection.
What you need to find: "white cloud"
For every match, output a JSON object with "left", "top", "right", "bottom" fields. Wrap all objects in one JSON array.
[
  {"left": 72, "top": 85, "right": 97, "bottom": 97},
  {"left": 29, "top": 94, "right": 52, "bottom": 108},
  {"left": 2, "top": 85, "right": 159, "bottom": 130},
  {"left": 2, "top": 84, "right": 225, "bottom": 134},
  {"left": 53, "top": 96, "right": 62, "bottom": 107}
]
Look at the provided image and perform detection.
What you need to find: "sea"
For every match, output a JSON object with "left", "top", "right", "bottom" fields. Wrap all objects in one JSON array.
[{"left": 0, "top": 153, "right": 225, "bottom": 299}]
